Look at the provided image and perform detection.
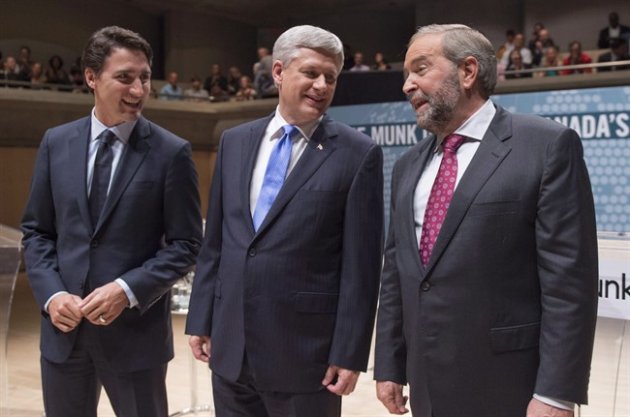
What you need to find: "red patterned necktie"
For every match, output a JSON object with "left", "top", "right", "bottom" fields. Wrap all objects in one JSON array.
[{"left": 419, "top": 133, "right": 465, "bottom": 266}]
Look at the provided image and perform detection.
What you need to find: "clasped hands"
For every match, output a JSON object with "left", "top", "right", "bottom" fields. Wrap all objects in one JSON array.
[{"left": 47, "top": 282, "right": 129, "bottom": 332}]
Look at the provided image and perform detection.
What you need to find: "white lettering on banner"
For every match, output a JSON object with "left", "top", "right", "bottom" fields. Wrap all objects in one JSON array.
[
  {"left": 549, "top": 112, "right": 630, "bottom": 139},
  {"left": 597, "top": 236, "right": 630, "bottom": 320},
  {"left": 369, "top": 124, "right": 418, "bottom": 146}
]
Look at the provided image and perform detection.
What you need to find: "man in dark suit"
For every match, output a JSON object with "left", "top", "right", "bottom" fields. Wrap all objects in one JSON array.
[
  {"left": 597, "top": 12, "right": 630, "bottom": 49},
  {"left": 375, "top": 24, "right": 598, "bottom": 417},
  {"left": 597, "top": 37, "right": 630, "bottom": 72},
  {"left": 21, "top": 26, "right": 202, "bottom": 417},
  {"left": 186, "top": 25, "right": 383, "bottom": 417}
]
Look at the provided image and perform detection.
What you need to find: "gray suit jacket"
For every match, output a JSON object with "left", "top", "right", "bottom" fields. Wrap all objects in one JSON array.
[
  {"left": 21, "top": 116, "right": 202, "bottom": 372},
  {"left": 186, "top": 114, "right": 384, "bottom": 393},
  {"left": 375, "top": 105, "right": 598, "bottom": 417}
]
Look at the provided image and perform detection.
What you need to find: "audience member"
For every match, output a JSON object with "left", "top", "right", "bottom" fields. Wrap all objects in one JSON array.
[
  {"left": 204, "top": 63, "right": 228, "bottom": 95},
  {"left": 501, "top": 33, "right": 532, "bottom": 66},
  {"left": 535, "top": 45, "right": 561, "bottom": 77},
  {"left": 29, "top": 62, "right": 47, "bottom": 88},
  {"left": 253, "top": 47, "right": 277, "bottom": 98},
  {"left": 528, "top": 22, "right": 545, "bottom": 51},
  {"left": 343, "top": 43, "right": 355, "bottom": 70},
  {"left": 497, "top": 29, "right": 516, "bottom": 62},
  {"left": 17, "top": 46, "right": 34, "bottom": 80},
  {"left": 1, "top": 56, "right": 27, "bottom": 87},
  {"left": 561, "top": 41, "right": 593, "bottom": 75},
  {"left": 234, "top": 74, "right": 256, "bottom": 101},
  {"left": 44, "top": 55, "right": 70, "bottom": 87},
  {"left": 160, "top": 71, "right": 183, "bottom": 100},
  {"left": 597, "top": 37, "right": 630, "bottom": 71},
  {"left": 183, "top": 75, "right": 210, "bottom": 102},
  {"left": 505, "top": 49, "right": 533, "bottom": 79},
  {"left": 226, "top": 66, "right": 242, "bottom": 95},
  {"left": 349, "top": 51, "right": 370, "bottom": 71},
  {"left": 208, "top": 83, "right": 229, "bottom": 102},
  {"left": 598, "top": 12, "right": 630, "bottom": 49},
  {"left": 372, "top": 52, "right": 391, "bottom": 70}
]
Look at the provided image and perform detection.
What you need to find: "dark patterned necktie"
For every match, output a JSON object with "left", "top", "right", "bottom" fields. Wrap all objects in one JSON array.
[
  {"left": 89, "top": 129, "right": 117, "bottom": 226},
  {"left": 419, "top": 133, "right": 465, "bottom": 265}
]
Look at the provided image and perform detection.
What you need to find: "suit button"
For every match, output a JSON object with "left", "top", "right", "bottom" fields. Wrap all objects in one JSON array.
[
  {"left": 90, "top": 240, "right": 98, "bottom": 248},
  {"left": 248, "top": 248, "right": 256, "bottom": 257},
  {"left": 420, "top": 281, "right": 431, "bottom": 292}
]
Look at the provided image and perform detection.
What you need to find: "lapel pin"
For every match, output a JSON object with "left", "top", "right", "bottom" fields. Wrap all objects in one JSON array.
[{"left": 317, "top": 144, "right": 323, "bottom": 150}]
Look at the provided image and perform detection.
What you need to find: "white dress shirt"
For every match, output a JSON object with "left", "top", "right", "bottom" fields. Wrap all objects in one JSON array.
[
  {"left": 249, "top": 107, "right": 321, "bottom": 216},
  {"left": 412, "top": 99, "right": 573, "bottom": 412},
  {"left": 45, "top": 109, "right": 139, "bottom": 311}
]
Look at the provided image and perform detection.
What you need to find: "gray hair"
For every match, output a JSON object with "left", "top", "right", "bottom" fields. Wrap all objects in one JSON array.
[
  {"left": 272, "top": 25, "right": 344, "bottom": 72},
  {"left": 410, "top": 24, "right": 497, "bottom": 97}
]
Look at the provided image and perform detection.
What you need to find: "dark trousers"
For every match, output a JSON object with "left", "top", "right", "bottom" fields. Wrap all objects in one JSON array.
[
  {"left": 40, "top": 323, "right": 168, "bottom": 417},
  {"left": 212, "top": 356, "right": 341, "bottom": 417}
]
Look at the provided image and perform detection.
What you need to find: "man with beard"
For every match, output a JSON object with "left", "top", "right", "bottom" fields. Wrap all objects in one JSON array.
[
  {"left": 374, "top": 24, "right": 598, "bottom": 417},
  {"left": 186, "top": 25, "right": 383, "bottom": 417}
]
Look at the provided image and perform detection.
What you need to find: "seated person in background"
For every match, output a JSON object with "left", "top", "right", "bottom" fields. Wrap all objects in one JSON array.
[
  {"left": 598, "top": 37, "right": 630, "bottom": 71},
  {"left": 527, "top": 22, "right": 545, "bottom": 51},
  {"left": 496, "top": 29, "right": 516, "bottom": 63},
  {"left": 505, "top": 49, "right": 533, "bottom": 79},
  {"left": 598, "top": 12, "right": 630, "bottom": 49},
  {"left": 204, "top": 63, "right": 228, "bottom": 95},
  {"left": 44, "top": 55, "right": 71, "bottom": 87},
  {"left": 535, "top": 45, "right": 561, "bottom": 77},
  {"left": 253, "top": 49, "right": 277, "bottom": 98},
  {"left": 226, "top": 66, "right": 242, "bottom": 95},
  {"left": 29, "top": 62, "right": 47, "bottom": 88},
  {"left": 500, "top": 33, "right": 532, "bottom": 67},
  {"left": 234, "top": 74, "right": 257, "bottom": 101},
  {"left": 209, "top": 83, "right": 229, "bottom": 102},
  {"left": 349, "top": 51, "right": 370, "bottom": 71},
  {"left": 0, "top": 56, "right": 28, "bottom": 87},
  {"left": 561, "top": 41, "right": 593, "bottom": 75},
  {"left": 159, "top": 71, "right": 183, "bottom": 100},
  {"left": 372, "top": 52, "right": 391, "bottom": 70},
  {"left": 184, "top": 76, "right": 210, "bottom": 102},
  {"left": 17, "top": 46, "right": 34, "bottom": 80}
]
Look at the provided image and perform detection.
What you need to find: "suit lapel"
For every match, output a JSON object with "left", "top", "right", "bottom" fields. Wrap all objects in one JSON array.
[
  {"left": 254, "top": 116, "right": 337, "bottom": 236},
  {"left": 69, "top": 118, "right": 93, "bottom": 233},
  {"left": 93, "top": 117, "right": 151, "bottom": 235},
  {"left": 241, "top": 115, "right": 273, "bottom": 234},
  {"left": 424, "top": 108, "right": 513, "bottom": 275},
  {"left": 400, "top": 136, "right": 436, "bottom": 277}
]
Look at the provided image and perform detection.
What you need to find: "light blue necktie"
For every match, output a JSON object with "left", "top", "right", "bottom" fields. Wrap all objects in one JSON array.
[{"left": 252, "top": 124, "right": 297, "bottom": 231}]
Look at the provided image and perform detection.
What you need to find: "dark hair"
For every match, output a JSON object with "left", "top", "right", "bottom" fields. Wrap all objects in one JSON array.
[
  {"left": 49, "top": 55, "right": 64, "bottom": 69},
  {"left": 82, "top": 26, "right": 152, "bottom": 75}
]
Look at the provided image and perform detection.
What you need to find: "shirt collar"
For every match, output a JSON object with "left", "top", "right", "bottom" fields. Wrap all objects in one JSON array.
[
  {"left": 267, "top": 106, "right": 323, "bottom": 142},
  {"left": 434, "top": 99, "right": 496, "bottom": 152},
  {"left": 90, "top": 107, "right": 137, "bottom": 144}
]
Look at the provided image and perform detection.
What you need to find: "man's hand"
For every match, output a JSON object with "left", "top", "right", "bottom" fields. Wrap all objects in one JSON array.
[
  {"left": 79, "top": 282, "right": 129, "bottom": 325},
  {"left": 189, "top": 335, "right": 211, "bottom": 363},
  {"left": 376, "top": 380, "right": 409, "bottom": 415},
  {"left": 48, "top": 293, "right": 84, "bottom": 332},
  {"left": 322, "top": 365, "right": 360, "bottom": 396},
  {"left": 527, "top": 398, "right": 574, "bottom": 417}
]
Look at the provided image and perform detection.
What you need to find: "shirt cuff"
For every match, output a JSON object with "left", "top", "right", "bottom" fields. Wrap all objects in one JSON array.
[
  {"left": 115, "top": 278, "right": 138, "bottom": 308},
  {"left": 533, "top": 394, "right": 575, "bottom": 411},
  {"left": 44, "top": 291, "right": 69, "bottom": 313}
]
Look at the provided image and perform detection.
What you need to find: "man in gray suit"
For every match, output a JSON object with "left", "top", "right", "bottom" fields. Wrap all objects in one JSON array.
[
  {"left": 186, "top": 25, "right": 383, "bottom": 417},
  {"left": 21, "top": 26, "right": 202, "bottom": 416},
  {"left": 375, "top": 24, "right": 598, "bottom": 417}
]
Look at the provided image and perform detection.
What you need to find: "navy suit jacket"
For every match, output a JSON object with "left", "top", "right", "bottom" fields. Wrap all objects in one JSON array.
[
  {"left": 21, "top": 116, "right": 202, "bottom": 372},
  {"left": 186, "top": 114, "right": 384, "bottom": 393},
  {"left": 375, "top": 106, "right": 599, "bottom": 417}
]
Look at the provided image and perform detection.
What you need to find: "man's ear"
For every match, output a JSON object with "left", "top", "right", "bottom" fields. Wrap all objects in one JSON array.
[
  {"left": 84, "top": 68, "right": 97, "bottom": 90},
  {"left": 271, "top": 60, "right": 284, "bottom": 87},
  {"left": 460, "top": 56, "right": 479, "bottom": 91}
]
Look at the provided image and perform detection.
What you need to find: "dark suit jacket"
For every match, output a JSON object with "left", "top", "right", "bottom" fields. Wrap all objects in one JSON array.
[
  {"left": 186, "top": 114, "right": 384, "bottom": 393},
  {"left": 597, "top": 51, "right": 630, "bottom": 71},
  {"left": 374, "top": 106, "right": 598, "bottom": 417},
  {"left": 598, "top": 25, "right": 630, "bottom": 49},
  {"left": 21, "top": 116, "right": 202, "bottom": 372}
]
